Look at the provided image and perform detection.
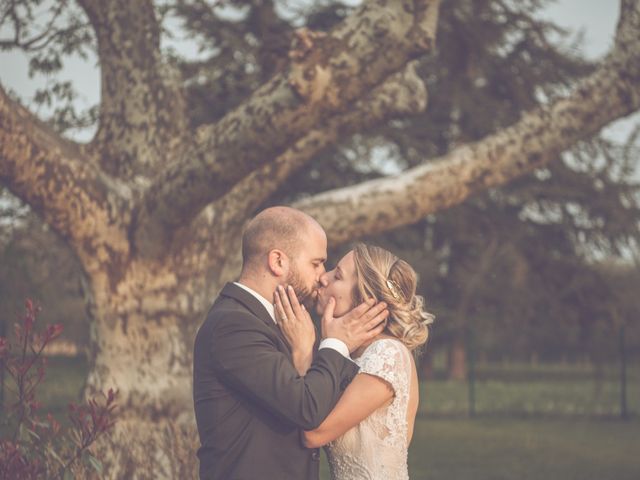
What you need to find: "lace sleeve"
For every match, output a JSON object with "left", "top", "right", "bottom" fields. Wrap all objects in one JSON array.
[{"left": 357, "top": 339, "right": 409, "bottom": 396}]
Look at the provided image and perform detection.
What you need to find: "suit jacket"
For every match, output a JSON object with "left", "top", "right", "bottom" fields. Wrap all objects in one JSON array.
[{"left": 193, "top": 283, "right": 359, "bottom": 480}]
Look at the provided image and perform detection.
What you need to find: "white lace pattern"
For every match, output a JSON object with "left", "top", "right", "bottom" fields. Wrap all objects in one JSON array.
[{"left": 326, "top": 338, "right": 412, "bottom": 480}]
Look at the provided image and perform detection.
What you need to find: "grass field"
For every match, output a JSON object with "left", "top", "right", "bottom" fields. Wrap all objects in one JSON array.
[
  {"left": 2, "top": 358, "right": 639, "bottom": 479},
  {"left": 319, "top": 416, "right": 640, "bottom": 479}
]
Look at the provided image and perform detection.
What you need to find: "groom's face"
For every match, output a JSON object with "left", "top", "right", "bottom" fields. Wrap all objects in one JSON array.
[{"left": 286, "top": 224, "right": 327, "bottom": 306}]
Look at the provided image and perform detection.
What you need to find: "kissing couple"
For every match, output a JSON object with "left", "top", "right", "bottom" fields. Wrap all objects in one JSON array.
[{"left": 193, "top": 206, "right": 434, "bottom": 480}]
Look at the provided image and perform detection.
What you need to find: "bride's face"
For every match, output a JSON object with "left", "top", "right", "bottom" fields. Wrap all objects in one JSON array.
[{"left": 316, "top": 250, "right": 357, "bottom": 317}]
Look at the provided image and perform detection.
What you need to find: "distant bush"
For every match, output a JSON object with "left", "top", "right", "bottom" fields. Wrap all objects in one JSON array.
[{"left": 0, "top": 299, "right": 117, "bottom": 480}]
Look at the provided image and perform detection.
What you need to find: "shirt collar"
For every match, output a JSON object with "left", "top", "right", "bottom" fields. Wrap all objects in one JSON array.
[{"left": 233, "top": 282, "right": 276, "bottom": 323}]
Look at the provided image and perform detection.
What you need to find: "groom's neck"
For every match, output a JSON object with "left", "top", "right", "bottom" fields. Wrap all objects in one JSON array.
[{"left": 237, "top": 274, "right": 278, "bottom": 304}]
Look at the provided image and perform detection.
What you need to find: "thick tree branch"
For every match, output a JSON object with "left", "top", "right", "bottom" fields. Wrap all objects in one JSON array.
[
  {"left": 216, "top": 61, "right": 427, "bottom": 221},
  {"left": 177, "top": 61, "right": 428, "bottom": 274},
  {"left": 133, "top": 0, "right": 441, "bottom": 257},
  {"left": 294, "top": 3, "right": 640, "bottom": 244},
  {"left": 78, "top": 0, "right": 187, "bottom": 178},
  {"left": 0, "top": 84, "right": 130, "bottom": 262}
]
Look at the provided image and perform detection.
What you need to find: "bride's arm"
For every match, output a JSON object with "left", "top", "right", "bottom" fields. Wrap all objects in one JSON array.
[{"left": 302, "top": 372, "right": 394, "bottom": 448}]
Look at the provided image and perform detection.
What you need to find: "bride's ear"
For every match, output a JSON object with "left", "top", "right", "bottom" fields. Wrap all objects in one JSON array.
[{"left": 267, "top": 249, "right": 289, "bottom": 277}]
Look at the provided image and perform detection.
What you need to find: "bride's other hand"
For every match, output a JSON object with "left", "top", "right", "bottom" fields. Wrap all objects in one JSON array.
[{"left": 275, "top": 285, "right": 316, "bottom": 375}]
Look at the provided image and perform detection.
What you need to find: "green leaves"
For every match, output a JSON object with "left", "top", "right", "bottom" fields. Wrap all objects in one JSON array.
[{"left": 85, "top": 453, "right": 103, "bottom": 475}]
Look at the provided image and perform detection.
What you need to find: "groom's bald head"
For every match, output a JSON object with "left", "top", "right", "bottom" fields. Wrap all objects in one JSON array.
[{"left": 241, "top": 206, "right": 322, "bottom": 270}]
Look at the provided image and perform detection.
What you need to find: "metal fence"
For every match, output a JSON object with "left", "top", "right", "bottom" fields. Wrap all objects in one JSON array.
[{"left": 421, "top": 325, "right": 638, "bottom": 420}]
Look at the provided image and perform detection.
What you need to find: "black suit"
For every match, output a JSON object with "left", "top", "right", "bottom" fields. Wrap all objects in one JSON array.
[{"left": 193, "top": 283, "right": 359, "bottom": 480}]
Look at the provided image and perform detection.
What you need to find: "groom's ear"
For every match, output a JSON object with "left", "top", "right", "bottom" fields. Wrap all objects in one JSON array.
[{"left": 267, "top": 249, "right": 289, "bottom": 277}]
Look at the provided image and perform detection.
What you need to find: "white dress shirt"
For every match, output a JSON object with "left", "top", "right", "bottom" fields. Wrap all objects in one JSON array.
[{"left": 233, "top": 281, "right": 351, "bottom": 359}]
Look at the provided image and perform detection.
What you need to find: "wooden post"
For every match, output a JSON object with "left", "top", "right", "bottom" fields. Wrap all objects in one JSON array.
[
  {"left": 619, "top": 324, "right": 628, "bottom": 420},
  {"left": 0, "top": 319, "right": 5, "bottom": 413},
  {"left": 467, "top": 325, "right": 476, "bottom": 418}
]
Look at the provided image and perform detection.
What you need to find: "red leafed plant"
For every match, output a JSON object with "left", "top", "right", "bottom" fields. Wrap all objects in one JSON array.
[{"left": 0, "top": 299, "right": 117, "bottom": 479}]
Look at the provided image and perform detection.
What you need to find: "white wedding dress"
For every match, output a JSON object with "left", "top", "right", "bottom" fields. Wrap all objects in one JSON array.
[{"left": 326, "top": 338, "right": 413, "bottom": 480}]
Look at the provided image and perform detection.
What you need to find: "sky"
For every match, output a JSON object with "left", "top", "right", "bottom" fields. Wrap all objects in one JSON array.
[
  {"left": 540, "top": 0, "right": 618, "bottom": 57},
  {"left": 0, "top": 0, "right": 634, "bottom": 143}
]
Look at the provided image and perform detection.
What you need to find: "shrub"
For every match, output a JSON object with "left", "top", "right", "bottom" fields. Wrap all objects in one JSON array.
[{"left": 0, "top": 299, "right": 117, "bottom": 480}]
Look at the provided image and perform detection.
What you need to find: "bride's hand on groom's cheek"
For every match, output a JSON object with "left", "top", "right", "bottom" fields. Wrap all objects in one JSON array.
[
  {"left": 321, "top": 297, "right": 388, "bottom": 354},
  {"left": 274, "top": 285, "right": 316, "bottom": 355}
]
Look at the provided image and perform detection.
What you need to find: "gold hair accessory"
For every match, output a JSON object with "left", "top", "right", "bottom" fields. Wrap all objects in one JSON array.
[
  {"left": 423, "top": 312, "right": 435, "bottom": 326},
  {"left": 386, "top": 279, "right": 401, "bottom": 300}
]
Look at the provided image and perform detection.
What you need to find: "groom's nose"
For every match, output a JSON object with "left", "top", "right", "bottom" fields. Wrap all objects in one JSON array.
[{"left": 319, "top": 272, "right": 329, "bottom": 287}]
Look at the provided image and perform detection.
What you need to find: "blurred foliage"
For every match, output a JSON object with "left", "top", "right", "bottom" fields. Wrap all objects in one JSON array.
[
  {"left": 0, "top": 0, "right": 96, "bottom": 136},
  {"left": 0, "top": 191, "right": 87, "bottom": 347}
]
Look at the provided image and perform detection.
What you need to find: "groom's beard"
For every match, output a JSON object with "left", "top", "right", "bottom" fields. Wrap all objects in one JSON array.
[{"left": 286, "top": 265, "right": 316, "bottom": 308}]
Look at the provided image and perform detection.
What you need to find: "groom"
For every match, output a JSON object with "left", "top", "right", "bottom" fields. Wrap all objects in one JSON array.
[{"left": 193, "top": 206, "right": 388, "bottom": 480}]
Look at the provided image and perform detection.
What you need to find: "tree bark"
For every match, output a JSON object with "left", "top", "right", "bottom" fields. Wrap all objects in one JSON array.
[
  {"left": 82, "top": 250, "right": 230, "bottom": 478},
  {"left": 215, "top": 61, "right": 427, "bottom": 221},
  {"left": 132, "top": 0, "right": 441, "bottom": 255},
  {"left": 78, "top": 0, "right": 187, "bottom": 179},
  {"left": 295, "top": 41, "right": 640, "bottom": 243},
  {"left": 0, "top": 85, "right": 131, "bottom": 257}
]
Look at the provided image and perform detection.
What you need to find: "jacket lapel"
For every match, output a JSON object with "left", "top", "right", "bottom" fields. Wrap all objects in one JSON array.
[{"left": 220, "top": 283, "right": 291, "bottom": 350}]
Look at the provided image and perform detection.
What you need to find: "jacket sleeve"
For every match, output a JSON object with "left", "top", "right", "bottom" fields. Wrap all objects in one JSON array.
[{"left": 210, "top": 310, "right": 359, "bottom": 430}]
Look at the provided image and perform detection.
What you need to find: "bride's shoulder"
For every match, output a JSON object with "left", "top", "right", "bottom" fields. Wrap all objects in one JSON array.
[{"left": 356, "top": 336, "right": 412, "bottom": 390}]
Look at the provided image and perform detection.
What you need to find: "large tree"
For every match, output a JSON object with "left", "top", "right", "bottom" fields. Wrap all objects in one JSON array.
[{"left": 1, "top": 0, "right": 640, "bottom": 476}]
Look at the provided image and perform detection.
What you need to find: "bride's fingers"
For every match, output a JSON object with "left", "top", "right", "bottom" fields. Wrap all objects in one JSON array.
[
  {"left": 280, "top": 285, "right": 297, "bottom": 322},
  {"left": 274, "top": 289, "right": 288, "bottom": 325},
  {"left": 273, "top": 290, "right": 283, "bottom": 321},
  {"left": 286, "top": 285, "right": 306, "bottom": 319}
]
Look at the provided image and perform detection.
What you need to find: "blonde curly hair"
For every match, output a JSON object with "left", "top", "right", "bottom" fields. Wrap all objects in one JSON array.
[{"left": 351, "top": 244, "right": 434, "bottom": 352}]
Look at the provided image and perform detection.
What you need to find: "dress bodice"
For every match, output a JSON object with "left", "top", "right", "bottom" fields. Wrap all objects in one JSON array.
[{"left": 326, "top": 338, "right": 412, "bottom": 480}]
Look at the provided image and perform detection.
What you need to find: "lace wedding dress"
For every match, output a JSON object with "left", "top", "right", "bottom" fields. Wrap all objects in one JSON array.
[{"left": 326, "top": 338, "right": 413, "bottom": 480}]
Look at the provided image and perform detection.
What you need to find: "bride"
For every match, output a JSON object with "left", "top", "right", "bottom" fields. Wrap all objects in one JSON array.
[{"left": 274, "top": 243, "right": 434, "bottom": 480}]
